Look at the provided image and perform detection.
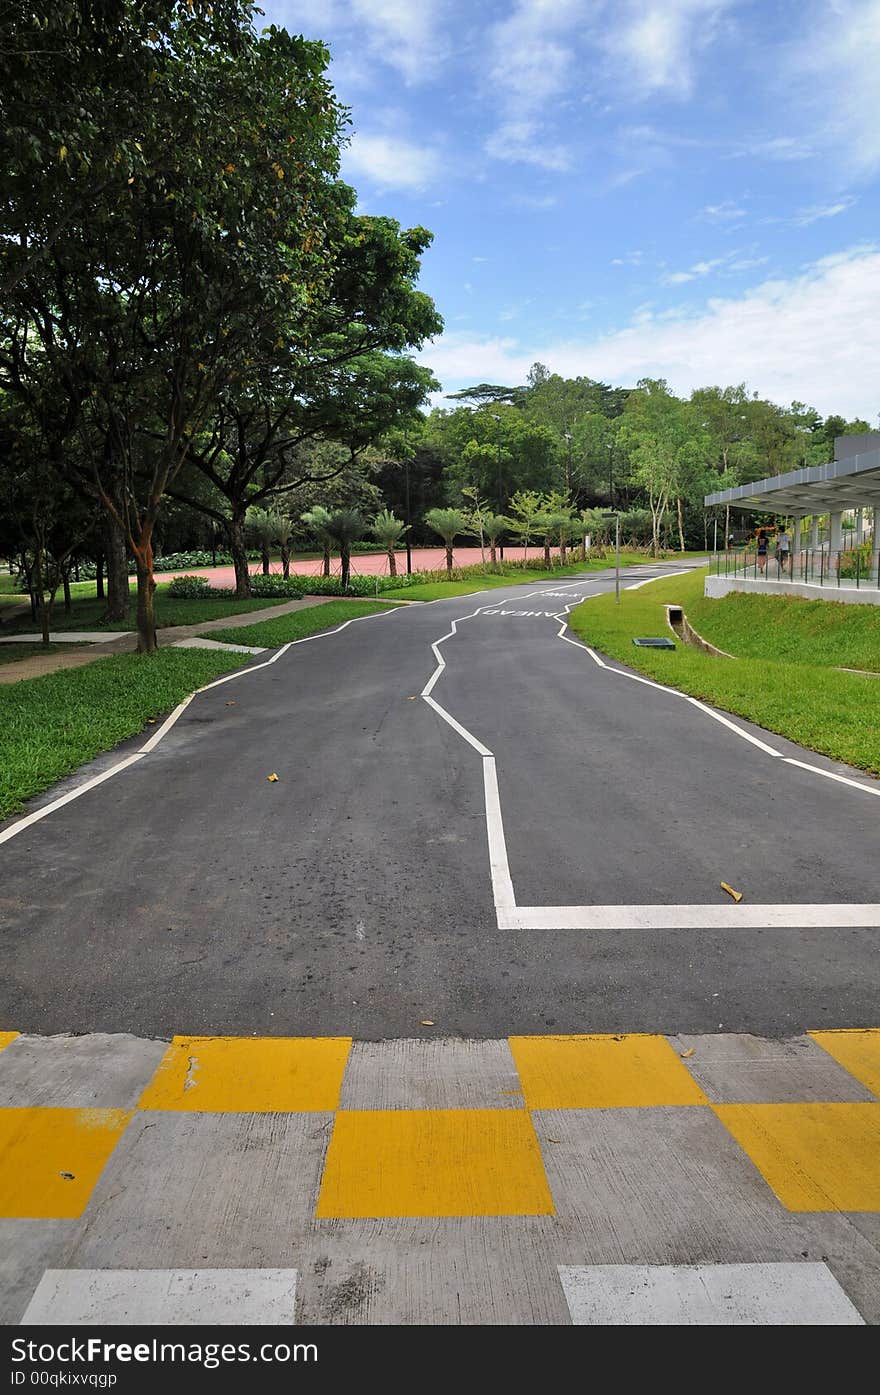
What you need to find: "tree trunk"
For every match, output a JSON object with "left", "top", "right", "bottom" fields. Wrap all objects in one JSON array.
[
  {"left": 579, "top": 535, "right": 587, "bottom": 561},
  {"left": 34, "top": 547, "right": 50, "bottom": 647},
  {"left": 62, "top": 569, "right": 72, "bottom": 613},
  {"left": 489, "top": 541, "right": 497, "bottom": 564},
  {"left": 341, "top": 544, "right": 351, "bottom": 589},
  {"left": 135, "top": 561, "right": 158, "bottom": 654},
  {"left": 677, "top": 496, "right": 685, "bottom": 553},
  {"left": 323, "top": 543, "right": 331, "bottom": 577},
  {"left": 445, "top": 544, "right": 453, "bottom": 579},
  {"left": 543, "top": 538, "right": 551, "bottom": 567},
  {"left": 559, "top": 537, "right": 567, "bottom": 564},
  {"left": 95, "top": 551, "right": 105, "bottom": 600},
  {"left": 261, "top": 545, "right": 270, "bottom": 576},
  {"left": 281, "top": 544, "right": 290, "bottom": 580},
  {"left": 103, "top": 508, "right": 129, "bottom": 622},
  {"left": 387, "top": 547, "right": 397, "bottom": 577},
  {"left": 229, "top": 512, "right": 251, "bottom": 599}
]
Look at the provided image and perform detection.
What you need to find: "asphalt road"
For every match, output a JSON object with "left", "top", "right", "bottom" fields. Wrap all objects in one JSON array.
[{"left": 2, "top": 561, "right": 879, "bottom": 1038}]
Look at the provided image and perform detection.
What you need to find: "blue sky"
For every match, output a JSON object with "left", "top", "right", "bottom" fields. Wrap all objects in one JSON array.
[{"left": 263, "top": 1, "right": 880, "bottom": 420}]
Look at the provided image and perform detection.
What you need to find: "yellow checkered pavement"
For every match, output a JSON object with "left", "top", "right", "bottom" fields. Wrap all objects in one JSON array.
[{"left": 0, "top": 1030, "right": 878, "bottom": 1221}]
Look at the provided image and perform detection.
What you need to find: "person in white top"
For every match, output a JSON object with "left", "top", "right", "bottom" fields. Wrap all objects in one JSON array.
[{"left": 776, "top": 525, "right": 791, "bottom": 573}]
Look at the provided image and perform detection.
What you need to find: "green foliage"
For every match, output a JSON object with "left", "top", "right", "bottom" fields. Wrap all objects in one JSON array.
[
  {"left": 424, "top": 508, "right": 469, "bottom": 545},
  {"left": 166, "top": 574, "right": 214, "bottom": 598},
  {"left": 370, "top": 508, "right": 408, "bottom": 551}
]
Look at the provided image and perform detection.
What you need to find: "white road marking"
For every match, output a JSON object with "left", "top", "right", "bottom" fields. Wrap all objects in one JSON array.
[
  {"left": 499, "top": 903, "right": 880, "bottom": 930},
  {"left": 22, "top": 1268, "right": 299, "bottom": 1326},
  {"left": 420, "top": 569, "right": 880, "bottom": 930},
  {"left": 559, "top": 1263, "right": 864, "bottom": 1326},
  {"left": 0, "top": 754, "right": 146, "bottom": 847}
]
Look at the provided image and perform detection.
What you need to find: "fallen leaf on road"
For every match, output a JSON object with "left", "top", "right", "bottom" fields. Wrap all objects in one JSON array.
[
  {"left": 720, "top": 881, "right": 743, "bottom": 903},
  {"left": 267, "top": 773, "right": 279, "bottom": 782},
  {"left": 681, "top": 1048, "right": 695, "bottom": 1058},
  {"left": 147, "top": 719, "right": 156, "bottom": 724},
  {"left": 226, "top": 700, "right": 236, "bottom": 706},
  {"left": 420, "top": 1019, "right": 435, "bottom": 1026}
]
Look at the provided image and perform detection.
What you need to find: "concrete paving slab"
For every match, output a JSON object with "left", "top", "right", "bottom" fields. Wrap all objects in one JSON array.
[
  {"left": 297, "top": 1218, "right": 568, "bottom": 1324},
  {"left": 669, "top": 1032, "right": 875, "bottom": 1103},
  {"left": 533, "top": 1106, "right": 793, "bottom": 1258},
  {"left": 558, "top": 1261, "right": 864, "bottom": 1324},
  {"left": 0, "top": 1219, "right": 79, "bottom": 1323},
  {"left": 0, "top": 1033, "right": 168, "bottom": 1109},
  {"left": 69, "top": 1111, "right": 332, "bottom": 1268},
  {"left": 338, "top": 1039, "right": 524, "bottom": 1110},
  {"left": 0, "top": 632, "right": 128, "bottom": 644},
  {"left": 21, "top": 1267, "right": 298, "bottom": 1326},
  {"left": 172, "top": 637, "right": 265, "bottom": 655}
]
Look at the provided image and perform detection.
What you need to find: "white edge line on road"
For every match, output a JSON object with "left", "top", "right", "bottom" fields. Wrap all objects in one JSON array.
[
  {"left": 498, "top": 903, "right": 880, "bottom": 930},
  {"left": 0, "top": 753, "right": 147, "bottom": 847},
  {"left": 422, "top": 694, "right": 492, "bottom": 757},
  {"left": 483, "top": 755, "right": 516, "bottom": 911},
  {"left": 0, "top": 608, "right": 401, "bottom": 845},
  {"left": 781, "top": 756, "right": 880, "bottom": 797}
]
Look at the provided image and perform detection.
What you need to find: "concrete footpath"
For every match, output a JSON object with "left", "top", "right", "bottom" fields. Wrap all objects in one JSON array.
[
  {"left": 1, "top": 1028, "right": 878, "bottom": 1325},
  {"left": 0, "top": 596, "right": 336, "bottom": 685}
]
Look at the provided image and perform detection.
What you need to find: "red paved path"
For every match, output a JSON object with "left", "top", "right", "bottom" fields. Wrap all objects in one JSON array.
[{"left": 143, "top": 545, "right": 559, "bottom": 587}]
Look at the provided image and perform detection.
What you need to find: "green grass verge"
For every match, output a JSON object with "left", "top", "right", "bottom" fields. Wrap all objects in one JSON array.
[
  {"left": 381, "top": 554, "right": 647, "bottom": 602},
  {"left": 0, "top": 585, "right": 288, "bottom": 636},
  {"left": 569, "top": 567, "right": 880, "bottom": 775},
  {"left": 205, "top": 598, "right": 399, "bottom": 647},
  {"left": 0, "top": 647, "right": 253, "bottom": 817}
]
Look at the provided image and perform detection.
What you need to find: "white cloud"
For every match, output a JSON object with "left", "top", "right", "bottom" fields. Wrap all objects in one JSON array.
[
  {"left": 484, "top": 121, "right": 571, "bottom": 171},
  {"left": 701, "top": 200, "right": 747, "bottom": 222},
  {"left": 662, "top": 257, "right": 727, "bottom": 285},
  {"left": 277, "top": 0, "right": 448, "bottom": 83},
  {"left": 790, "top": 0, "right": 880, "bottom": 175},
  {"left": 793, "top": 198, "right": 856, "bottom": 226},
  {"left": 509, "top": 192, "right": 559, "bottom": 210},
  {"left": 608, "top": 1, "right": 734, "bottom": 97},
  {"left": 419, "top": 247, "right": 880, "bottom": 420},
  {"left": 343, "top": 133, "right": 440, "bottom": 189},
  {"left": 487, "top": 0, "right": 585, "bottom": 112}
]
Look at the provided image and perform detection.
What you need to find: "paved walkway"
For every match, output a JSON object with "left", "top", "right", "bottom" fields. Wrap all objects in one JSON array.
[
  {"left": 1, "top": 1027, "right": 877, "bottom": 1324},
  {"left": 0, "top": 596, "right": 333, "bottom": 686}
]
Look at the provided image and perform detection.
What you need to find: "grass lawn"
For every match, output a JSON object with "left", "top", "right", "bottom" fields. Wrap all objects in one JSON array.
[
  {"left": 569, "top": 567, "right": 880, "bottom": 775},
  {"left": 381, "top": 554, "right": 648, "bottom": 602},
  {"left": 0, "top": 643, "right": 89, "bottom": 667},
  {"left": 205, "top": 598, "right": 399, "bottom": 648},
  {"left": 0, "top": 647, "right": 252, "bottom": 817},
  {"left": 0, "top": 584, "right": 288, "bottom": 636}
]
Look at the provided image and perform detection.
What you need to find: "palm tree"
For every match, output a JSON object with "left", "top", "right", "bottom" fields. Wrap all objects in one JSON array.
[
  {"left": 371, "top": 508, "right": 408, "bottom": 577},
  {"left": 484, "top": 514, "right": 507, "bottom": 566},
  {"left": 275, "top": 511, "right": 296, "bottom": 579},
  {"left": 300, "top": 506, "right": 333, "bottom": 577},
  {"left": 425, "top": 507, "right": 469, "bottom": 579},
  {"left": 326, "top": 509, "right": 364, "bottom": 589},
  {"left": 245, "top": 507, "right": 281, "bottom": 575}
]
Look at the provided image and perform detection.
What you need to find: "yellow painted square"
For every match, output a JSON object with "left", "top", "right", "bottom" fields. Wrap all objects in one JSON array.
[
  {"left": 316, "top": 1109, "right": 555, "bottom": 1218},
  {"left": 138, "top": 1035, "right": 352, "bottom": 1112},
  {"left": 810, "top": 1030, "right": 880, "bottom": 1099},
  {"left": 509, "top": 1034, "right": 709, "bottom": 1109},
  {"left": 714, "top": 1103, "right": 880, "bottom": 1211},
  {"left": 0, "top": 1033, "right": 19, "bottom": 1054},
  {"left": 0, "top": 1108, "right": 130, "bottom": 1218}
]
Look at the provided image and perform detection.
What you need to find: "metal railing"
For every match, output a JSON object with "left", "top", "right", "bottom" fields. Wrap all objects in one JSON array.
[{"left": 713, "top": 546, "right": 880, "bottom": 590}]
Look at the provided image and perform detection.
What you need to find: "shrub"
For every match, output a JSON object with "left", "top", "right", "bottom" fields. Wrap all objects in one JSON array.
[
  {"left": 246, "top": 574, "right": 308, "bottom": 597},
  {"left": 166, "top": 574, "right": 215, "bottom": 598}
]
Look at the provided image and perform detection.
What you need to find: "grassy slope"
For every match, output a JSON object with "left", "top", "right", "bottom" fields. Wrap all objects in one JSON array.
[
  {"left": 0, "top": 647, "right": 253, "bottom": 817},
  {"left": 206, "top": 598, "right": 398, "bottom": 647},
  {"left": 569, "top": 568, "right": 880, "bottom": 775},
  {"left": 688, "top": 588, "right": 880, "bottom": 671}
]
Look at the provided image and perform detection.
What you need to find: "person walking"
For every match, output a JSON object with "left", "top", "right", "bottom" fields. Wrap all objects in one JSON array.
[
  {"left": 776, "top": 523, "right": 791, "bottom": 574},
  {"left": 756, "top": 528, "right": 769, "bottom": 574}
]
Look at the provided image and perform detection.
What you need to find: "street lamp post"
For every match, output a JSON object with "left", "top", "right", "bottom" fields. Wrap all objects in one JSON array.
[
  {"left": 404, "top": 453, "right": 412, "bottom": 575},
  {"left": 608, "top": 442, "right": 614, "bottom": 507},
  {"left": 603, "top": 511, "right": 621, "bottom": 604},
  {"left": 491, "top": 412, "right": 503, "bottom": 558}
]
